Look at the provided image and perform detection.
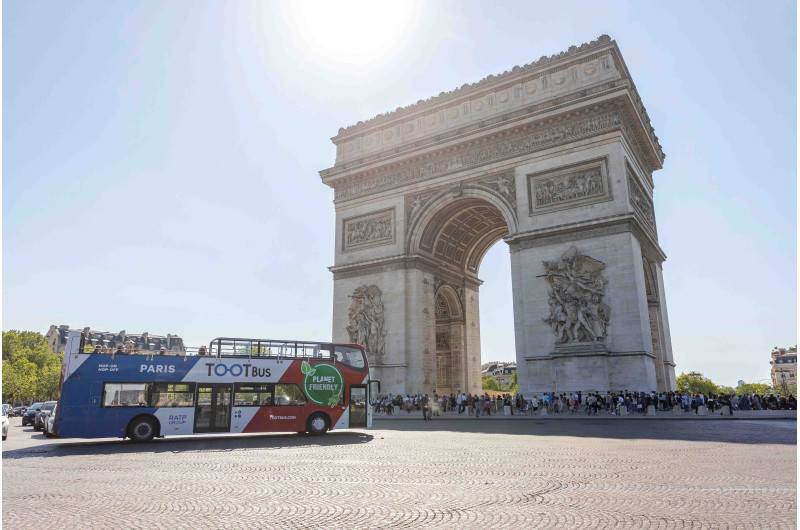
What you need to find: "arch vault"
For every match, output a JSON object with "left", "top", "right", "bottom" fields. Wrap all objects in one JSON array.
[{"left": 321, "top": 36, "right": 676, "bottom": 396}]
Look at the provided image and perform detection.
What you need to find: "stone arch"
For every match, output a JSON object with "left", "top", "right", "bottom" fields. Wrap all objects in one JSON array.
[
  {"left": 434, "top": 284, "right": 465, "bottom": 395},
  {"left": 407, "top": 188, "right": 517, "bottom": 274},
  {"left": 435, "top": 284, "right": 463, "bottom": 320}
]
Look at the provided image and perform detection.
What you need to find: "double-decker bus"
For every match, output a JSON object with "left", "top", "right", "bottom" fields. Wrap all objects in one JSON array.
[{"left": 54, "top": 331, "right": 377, "bottom": 442}]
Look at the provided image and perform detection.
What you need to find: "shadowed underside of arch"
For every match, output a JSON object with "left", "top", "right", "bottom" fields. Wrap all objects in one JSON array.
[{"left": 419, "top": 198, "right": 510, "bottom": 274}]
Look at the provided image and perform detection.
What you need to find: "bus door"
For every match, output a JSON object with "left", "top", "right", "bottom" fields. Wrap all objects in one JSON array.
[
  {"left": 349, "top": 385, "right": 367, "bottom": 428},
  {"left": 194, "top": 384, "right": 232, "bottom": 433}
]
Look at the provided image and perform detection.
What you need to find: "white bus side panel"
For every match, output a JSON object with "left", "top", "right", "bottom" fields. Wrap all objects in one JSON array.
[{"left": 334, "top": 407, "right": 349, "bottom": 430}]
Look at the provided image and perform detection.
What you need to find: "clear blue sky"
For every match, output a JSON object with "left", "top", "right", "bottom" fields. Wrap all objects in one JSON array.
[{"left": 3, "top": 1, "right": 796, "bottom": 387}]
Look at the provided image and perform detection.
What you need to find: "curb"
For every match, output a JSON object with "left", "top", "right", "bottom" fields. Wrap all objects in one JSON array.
[{"left": 373, "top": 413, "right": 797, "bottom": 422}]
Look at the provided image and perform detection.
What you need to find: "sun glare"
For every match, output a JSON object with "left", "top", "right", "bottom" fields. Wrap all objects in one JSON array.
[{"left": 286, "top": 0, "right": 420, "bottom": 69}]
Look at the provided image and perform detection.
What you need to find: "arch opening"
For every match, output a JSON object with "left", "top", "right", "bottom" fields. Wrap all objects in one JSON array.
[
  {"left": 414, "top": 197, "right": 514, "bottom": 397},
  {"left": 417, "top": 197, "right": 511, "bottom": 275}
]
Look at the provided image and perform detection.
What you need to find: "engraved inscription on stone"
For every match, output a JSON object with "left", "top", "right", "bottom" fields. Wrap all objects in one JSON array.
[
  {"left": 534, "top": 168, "right": 603, "bottom": 208},
  {"left": 346, "top": 285, "right": 386, "bottom": 356},
  {"left": 543, "top": 247, "right": 610, "bottom": 344},
  {"left": 343, "top": 208, "right": 395, "bottom": 251},
  {"left": 627, "top": 170, "right": 657, "bottom": 235}
]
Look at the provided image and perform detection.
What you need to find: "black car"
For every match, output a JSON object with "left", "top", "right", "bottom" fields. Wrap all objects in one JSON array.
[
  {"left": 35, "top": 401, "right": 57, "bottom": 431},
  {"left": 13, "top": 406, "right": 26, "bottom": 417},
  {"left": 22, "top": 402, "right": 43, "bottom": 426}
]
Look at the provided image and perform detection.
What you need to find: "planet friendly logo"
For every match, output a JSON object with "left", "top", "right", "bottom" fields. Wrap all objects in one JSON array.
[{"left": 301, "top": 361, "right": 344, "bottom": 407}]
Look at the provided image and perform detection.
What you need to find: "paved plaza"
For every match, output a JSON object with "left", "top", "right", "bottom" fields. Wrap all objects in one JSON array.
[{"left": 2, "top": 417, "right": 796, "bottom": 529}]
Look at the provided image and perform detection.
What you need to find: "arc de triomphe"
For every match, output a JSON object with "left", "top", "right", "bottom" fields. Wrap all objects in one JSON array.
[{"left": 320, "top": 36, "right": 676, "bottom": 397}]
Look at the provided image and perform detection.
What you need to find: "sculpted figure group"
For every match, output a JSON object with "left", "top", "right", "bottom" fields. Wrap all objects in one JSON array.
[
  {"left": 535, "top": 168, "right": 603, "bottom": 207},
  {"left": 543, "top": 247, "right": 611, "bottom": 344},
  {"left": 346, "top": 215, "right": 392, "bottom": 247},
  {"left": 346, "top": 285, "right": 386, "bottom": 356}
]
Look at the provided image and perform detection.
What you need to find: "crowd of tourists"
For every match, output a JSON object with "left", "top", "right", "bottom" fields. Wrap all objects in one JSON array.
[
  {"left": 372, "top": 390, "right": 797, "bottom": 417},
  {"left": 373, "top": 392, "right": 522, "bottom": 417}
]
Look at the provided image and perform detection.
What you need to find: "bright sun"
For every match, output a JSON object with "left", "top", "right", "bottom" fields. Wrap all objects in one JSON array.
[{"left": 285, "top": 0, "right": 420, "bottom": 69}]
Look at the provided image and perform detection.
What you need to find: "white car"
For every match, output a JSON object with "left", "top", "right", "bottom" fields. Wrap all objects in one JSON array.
[
  {"left": 44, "top": 403, "right": 58, "bottom": 437},
  {"left": 2, "top": 408, "right": 9, "bottom": 441}
]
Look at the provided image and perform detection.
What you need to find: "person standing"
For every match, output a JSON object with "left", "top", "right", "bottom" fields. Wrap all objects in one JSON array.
[{"left": 421, "top": 394, "right": 431, "bottom": 421}]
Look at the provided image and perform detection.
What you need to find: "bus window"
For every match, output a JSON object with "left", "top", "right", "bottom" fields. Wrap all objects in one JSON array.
[
  {"left": 234, "top": 384, "right": 273, "bottom": 406},
  {"left": 149, "top": 383, "right": 195, "bottom": 408},
  {"left": 274, "top": 384, "right": 306, "bottom": 406},
  {"left": 334, "top": 346, "right": 366, "bottom": 371},
  {"left": 102, "top": 383, "right": 148, "bottom": 407}
]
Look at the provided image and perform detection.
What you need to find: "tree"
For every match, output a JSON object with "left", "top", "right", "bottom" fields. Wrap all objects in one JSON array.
[
  {"left": 482, "top": 374, "right": 506, "bottom": 392},
  {"left": 2, "top": 358, "right": 38, "bottom": 402},
  {"left": 508, "top": 370, "right": 518, "bottom": 394},
  {"left": 774, "top": 378, "right": 797, "bottom": 397},
  {"left": 735, "top": 382, "right": 772, "bottom": 396},
  {"left": 2, "top": 330, "right": 63, "bottom": 403},
  {"left": 676, "top": 372, "right": 720, "bottom": 395}
]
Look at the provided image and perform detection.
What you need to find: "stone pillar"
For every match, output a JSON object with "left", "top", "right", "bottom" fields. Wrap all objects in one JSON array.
[
  {"left": 513, "top": 231, "right": 658, "bottom": 394},
  {"left": 463, "top": 285, "right": 482, "bottom": 395},
  {"left": 653, "top": 264, "right": 677, "bottom": 390},
  {"left": 332, "top": 267, "right": 413, "bottom": 396}
]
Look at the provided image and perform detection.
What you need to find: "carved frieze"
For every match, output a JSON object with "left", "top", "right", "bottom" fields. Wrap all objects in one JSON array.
[
  {"left": 346, "top": 285, "right": 386, "bottom": 357},
  {"left": 528, "top": 157, "right": 611, "bottom": 215},
  {"left": 342, "top": 208, "right": 395, "bottom": 251},
  {"left": 335, "top": 112, "right": 622, "bottom": 201},
  {"left": 535, "top": 168, "right": 603, "bottom": 207},
  {"left": 436, "top": 332, "right": 450, "bottom": 350},
  {"left": 627, "top": 169, "right": 657, "bottom": 236},
  {"left": 543, "top": 247, "right": 611, "bottom": 344}
]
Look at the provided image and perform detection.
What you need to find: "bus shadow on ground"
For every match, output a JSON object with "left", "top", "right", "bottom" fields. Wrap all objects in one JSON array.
[{"left": 2, "top": 431, "right": 374, "bottom": 459}]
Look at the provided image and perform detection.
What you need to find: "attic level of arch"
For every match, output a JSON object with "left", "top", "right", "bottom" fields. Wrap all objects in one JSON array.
[
  {"left": 323, "top": 98, "right": 662, "bottom": 205},
  {"left": 326, "top": 38, "right": 664, "bottom": 170}
]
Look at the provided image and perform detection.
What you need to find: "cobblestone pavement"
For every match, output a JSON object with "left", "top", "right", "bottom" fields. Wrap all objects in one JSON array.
[{"left": 2, "top": 417, "right": 796, "bottom": 529}]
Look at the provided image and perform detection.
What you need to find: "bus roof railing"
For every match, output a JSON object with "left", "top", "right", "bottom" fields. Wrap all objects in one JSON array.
[{"left": 74, "top": 333, "right": 367, "bottom": 369}]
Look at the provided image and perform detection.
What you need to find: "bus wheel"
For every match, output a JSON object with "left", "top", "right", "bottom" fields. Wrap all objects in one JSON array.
[
  {"left": 307, "top": 414, "right": 329, "bottom": 436},
  {"left": 128, "top": 417, "right": 157, "bottom": 442}
]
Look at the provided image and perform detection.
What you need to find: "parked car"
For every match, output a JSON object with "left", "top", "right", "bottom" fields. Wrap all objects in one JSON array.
[
  {"left": 22, "top": 403, "right": 44, "bottom": 426},
  {"left": 12, "top": 406, "right": 26, "bottom": 417},
  {"left": 2, "top": 408, "right": 8, "bottom": 440},
  {"left": 35, "top": 401, "right": 57, "bottom": 431},
  {"left": 2, "top": 404, "right": 10, "bottom": 416},
  {"left": 43, "top": 403, "right": 58, "bottom": 437}
]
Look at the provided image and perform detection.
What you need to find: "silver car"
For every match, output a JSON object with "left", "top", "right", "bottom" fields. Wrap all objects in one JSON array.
[
  {"left": 2, "top": 408, "right": 9, "bottom": 441},
  {"left": 44, "top": 403, "right": 58, "bottom": 437}
]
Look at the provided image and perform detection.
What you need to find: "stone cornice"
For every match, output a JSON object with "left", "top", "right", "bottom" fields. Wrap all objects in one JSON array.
[
  {"left": 506, "top": 215, "right": 666, "bottom": 263},
  {"left": 330, "top": 254, "right": 483, "bottom": 288},
  {"left": 325, "top": 35, "right": 664, "bottom": 170}
]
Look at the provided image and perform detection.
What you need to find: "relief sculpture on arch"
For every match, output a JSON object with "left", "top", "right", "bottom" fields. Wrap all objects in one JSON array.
[
  {"left": 346, "top": 285, "right": 386, "bottom": 357},
  {"left": 543, "top": 246, "right": 611, "bottom": 344}
]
